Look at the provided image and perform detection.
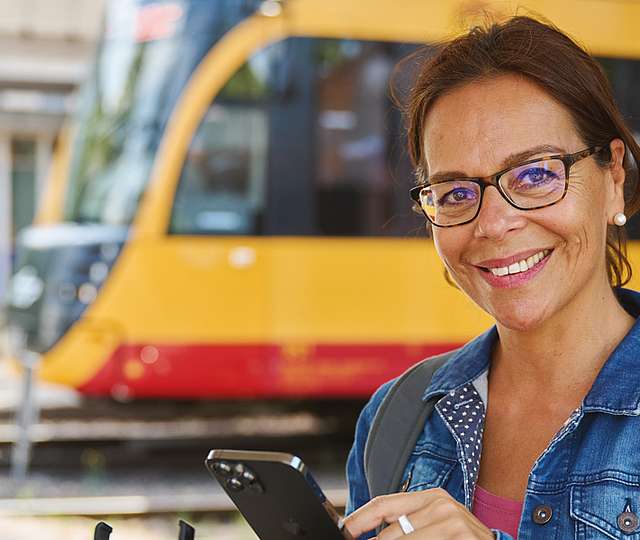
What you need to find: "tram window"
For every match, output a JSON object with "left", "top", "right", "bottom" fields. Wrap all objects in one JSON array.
[
  {"left": 169, "top": 106, "right": 268, "bottom": 235},
  {"left": 168, "top": 43, "right": 289, "bottom": 235},
  {"left": 169, "top": 37, "right": 424, "bottom": 237},
  {"left": 264, "top": 38, "right": 422, "bottom": 237},
  {"left": 312, "top": 40, "right": 415, "bottom": 236}
]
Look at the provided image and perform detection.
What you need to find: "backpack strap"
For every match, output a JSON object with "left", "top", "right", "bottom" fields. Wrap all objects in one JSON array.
[{"left": 364, "top": 350, "right": 456, "bottom": 498}]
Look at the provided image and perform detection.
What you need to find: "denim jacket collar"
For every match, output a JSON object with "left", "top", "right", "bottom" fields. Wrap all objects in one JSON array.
[
  {"left": 422, "top": 325, "right": 497, "bottom": 402},
  {"left": 422, "top": 287, "right": 640, "bottom": 415}
]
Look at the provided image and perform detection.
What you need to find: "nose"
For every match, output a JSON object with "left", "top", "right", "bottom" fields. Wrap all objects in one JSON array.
[{"left": 473, "top": 185, "right": 527, "bottom": 240}]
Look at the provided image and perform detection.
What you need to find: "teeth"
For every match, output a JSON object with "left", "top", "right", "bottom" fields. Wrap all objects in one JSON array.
[
  {"left": 508, "top": 262, "right": 521, "bottom": 274},
  {"left": 489, "top": 250, "right": 549, "bottom": 277}
]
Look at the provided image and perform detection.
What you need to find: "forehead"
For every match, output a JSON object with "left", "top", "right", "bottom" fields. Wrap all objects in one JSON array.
[{"left": 422, "top": 74, "right": 582, "bottom": 175}]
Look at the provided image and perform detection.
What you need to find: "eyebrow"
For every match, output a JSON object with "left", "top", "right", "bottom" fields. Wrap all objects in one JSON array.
[{"left": 427, "top": 144, "right": 567, "bottom": 184}]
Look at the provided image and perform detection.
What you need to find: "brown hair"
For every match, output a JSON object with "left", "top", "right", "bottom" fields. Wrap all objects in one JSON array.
[{"left": 400, "top": 15, "right": 640, "bottom": 287}]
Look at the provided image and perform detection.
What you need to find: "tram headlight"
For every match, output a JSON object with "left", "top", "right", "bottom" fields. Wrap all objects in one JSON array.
[
  {"left": 259, "top": 0, "right": 282, "bottom": 17},
  {"left": 8, "top": 265, "right": 45, "bottom": 309},
  {"left": 78, "top": 283, "right": 99, "bottom": 304},
  {"left": 7, "top": 224, "right": 126, "bottom": 354},
  {"left": 100, "top": 242, "right": 120, "bottom": 262},
  {"left": 89, "top": 262, "right": 110, "bottom": 283}
]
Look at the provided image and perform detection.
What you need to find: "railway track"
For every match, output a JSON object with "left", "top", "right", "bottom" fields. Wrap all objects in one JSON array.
[
  {"left": 0, "top": 392, "right": 364, "bottom": 443},
  {"left": 0, "top": 486, "right": 349, "bottom": 517},
  {"left": 0, "top": 439, "right": 350, "bottom": 521},
  {"left": 0, "top": 368, "right": 358, "bottom": 525},
  {"left": 0, "top": 421, "right": 352, "bottom": 522},
  {"left": 0, "top": 410, "right": 338, "bottom": 444},
  {"left": 0, "top": 408, "right": 358, "bottom": 470}
]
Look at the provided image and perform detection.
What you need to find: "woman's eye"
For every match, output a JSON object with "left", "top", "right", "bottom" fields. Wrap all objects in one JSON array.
[
  {"left": 513, "top": 167, "right": 558, "bottom": 188},
  {"left": 439, "top": 187, "right": 477, "bottom": 205}
]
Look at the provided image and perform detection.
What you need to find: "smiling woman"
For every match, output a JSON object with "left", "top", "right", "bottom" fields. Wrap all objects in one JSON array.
[
  {"left": 423, "top": 75, "right": 628, "bottom": 331},
  {"left": 344, "top": 15, "right": 640, "bottom": 540}
]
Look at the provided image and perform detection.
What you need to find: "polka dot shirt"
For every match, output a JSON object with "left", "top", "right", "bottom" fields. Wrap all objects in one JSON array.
[{"left": 435, "top": 382, "right": 486, "bottom": 501}]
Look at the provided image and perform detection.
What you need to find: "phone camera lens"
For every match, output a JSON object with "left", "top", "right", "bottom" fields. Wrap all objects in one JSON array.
[
  {"left": 213, "top": 461, "right": 233, "bottom": 477},
  {"left": 227, "top": 477, "right": 244, "bottom": 492},
  {"left": 233, "top": 463, "right": 245, "bottom": 475},
  {"left": 242, "top": 470, "right": 256, "bottom": 483}
]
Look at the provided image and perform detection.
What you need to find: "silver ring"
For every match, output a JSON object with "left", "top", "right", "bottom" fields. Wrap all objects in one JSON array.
[{"left": 398, "top": 514, "right": 415, "bottom": 535}]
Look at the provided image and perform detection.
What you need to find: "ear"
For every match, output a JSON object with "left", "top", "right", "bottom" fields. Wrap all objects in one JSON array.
[{"left": 606, "top": 138, "right": 626, "bottom": 223}]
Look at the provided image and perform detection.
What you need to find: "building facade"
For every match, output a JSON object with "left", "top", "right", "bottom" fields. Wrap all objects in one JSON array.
[{"left": 0, "top": 0, "right": 104, "bottom": 301}]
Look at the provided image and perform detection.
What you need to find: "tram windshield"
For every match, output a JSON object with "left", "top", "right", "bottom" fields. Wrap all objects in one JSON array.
[{"left": 63, "top": 0, "right": 260, "bottom": 225}]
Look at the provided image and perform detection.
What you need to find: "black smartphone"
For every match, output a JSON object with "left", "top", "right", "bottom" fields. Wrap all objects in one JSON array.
[{"left": 206, "top": 449, "right": 353, "bottom": 540}]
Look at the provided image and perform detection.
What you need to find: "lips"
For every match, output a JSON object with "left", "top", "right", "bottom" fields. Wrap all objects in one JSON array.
[
  {"left": 475, "top": 248, "right": 553, "bottom": 271},
  {"left": 473, "top": 248, "right": 554, "bottom": 288},
  {"left": 484, "top": 249, "right": 551, "bottom": 276}
]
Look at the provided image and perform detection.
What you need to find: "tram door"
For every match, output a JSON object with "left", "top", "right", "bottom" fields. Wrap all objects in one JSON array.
[{"left": 266, "top": 38, "right": 421, "bottom": 397}]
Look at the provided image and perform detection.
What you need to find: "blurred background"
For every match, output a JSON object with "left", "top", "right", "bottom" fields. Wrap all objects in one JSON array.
[{"left": 0, "top": 0, "right": 638, "bottom": 538}]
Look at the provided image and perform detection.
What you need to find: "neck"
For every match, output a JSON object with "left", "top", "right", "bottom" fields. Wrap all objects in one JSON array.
[{"left": 493, "top": 282, "right": 634, "bottom": 400}]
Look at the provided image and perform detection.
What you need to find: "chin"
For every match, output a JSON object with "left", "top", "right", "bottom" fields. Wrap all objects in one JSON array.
[
  {"left": 495, "top": 314, "right": 546, "bottom": 332},
  {"left": 483, "top": 296, "right": 553, "bottom": 333}
]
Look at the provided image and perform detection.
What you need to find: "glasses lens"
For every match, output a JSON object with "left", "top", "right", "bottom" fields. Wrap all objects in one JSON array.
[
  {"left": 500, "top": 159, "right": 566, "bottom": 209},
  {"left": 418, "top": 181, "right": 481, "bottom": 226}
]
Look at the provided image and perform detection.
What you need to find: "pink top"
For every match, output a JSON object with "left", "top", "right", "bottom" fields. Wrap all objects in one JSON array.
[{"left": 472, "top": 485, "right": 523, "bottom": 539}]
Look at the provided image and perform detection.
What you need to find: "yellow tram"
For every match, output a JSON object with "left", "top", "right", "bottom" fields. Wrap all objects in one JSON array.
[{"left": 8, "top": 0, "right": 640, "bottom": 398}]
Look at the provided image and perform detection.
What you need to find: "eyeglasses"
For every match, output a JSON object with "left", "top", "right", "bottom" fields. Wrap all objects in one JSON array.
[{"left": 409, "top": 146, "right": 603, "bottom": 227}]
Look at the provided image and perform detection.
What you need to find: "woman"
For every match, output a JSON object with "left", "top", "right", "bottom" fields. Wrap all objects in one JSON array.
[{"left": 343, "top": 15, "right": 640, "bottom": 540}]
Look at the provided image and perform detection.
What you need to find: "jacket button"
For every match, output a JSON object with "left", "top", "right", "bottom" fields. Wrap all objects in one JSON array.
[
  {"left": 617, "top": 511, "right": 639, "bottom": 533},
  {"left": 532, "top": 505, "right": 553, "bottom": 525}
]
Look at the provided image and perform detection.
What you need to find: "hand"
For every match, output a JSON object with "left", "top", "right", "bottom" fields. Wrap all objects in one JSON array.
[{"left": 342, "top": 488, "right": 495, "bottom": 539}]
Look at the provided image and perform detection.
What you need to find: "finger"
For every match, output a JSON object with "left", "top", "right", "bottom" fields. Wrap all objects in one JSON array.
[
  {"left": 343, "top": 491, "right": 434, "bottom": 537},
  {"left": 343, "top": 489, "right": 450, "bottom": 537},
  {"left": 411, "top": 518, "right": 494, "bottom": 540},
  {"left": 381, "top": 517, "right": 490, "bottom": 540},
  {"left": 413, "top": 496, "right": 494, "bottom": 538},
  {"left": 376, "top": 517, "right": 415, "bottom": 540},
  {"left": 377, "top": 503, "right": 454, "bottom": 540},
  {"left": 378, "top": 497, "right": 492, "bottom": 540}
]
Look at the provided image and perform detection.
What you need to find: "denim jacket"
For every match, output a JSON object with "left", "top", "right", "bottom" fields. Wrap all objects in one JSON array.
[{"left": 346, "top": 288, "right": 640, "bottom": 539}]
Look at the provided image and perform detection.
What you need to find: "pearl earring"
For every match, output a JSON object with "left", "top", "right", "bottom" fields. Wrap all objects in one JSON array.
[{"left": 614, "top": 212, "right": 627, "bottom": 226}]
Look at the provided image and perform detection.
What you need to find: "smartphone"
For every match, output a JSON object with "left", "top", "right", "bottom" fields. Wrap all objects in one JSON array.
[{"left": 206, "top": 449, "right": 352, "bottom": 540}]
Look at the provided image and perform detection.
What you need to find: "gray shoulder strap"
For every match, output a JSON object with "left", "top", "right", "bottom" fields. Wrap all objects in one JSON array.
[{"left": 364, "top": 351, "right": 454, "bottom": 498}]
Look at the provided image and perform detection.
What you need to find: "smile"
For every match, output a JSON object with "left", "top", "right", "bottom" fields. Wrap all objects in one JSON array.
[
  {"left": 486, "top": 249, "right": 551, "bottom": 276},
  {"left": 474, "top": 248, "right": 554, "bottom": 289}
]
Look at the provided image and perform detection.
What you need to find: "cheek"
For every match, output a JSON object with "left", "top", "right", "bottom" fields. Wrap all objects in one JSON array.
[
  {"left": 432, "top": 230, "right": 473, "bottom": 282},
  {"left": 567, "top": 171, "right": 610, "bottom": 222},
  {"left": 568, "top": 221, "right": 607, "bottom": 263},
  {"left": 562, "top": 180, "right": 609, "bottom": 251},
  {"left": 432, "top": 230, "right": 459, "bottom": 266}
]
